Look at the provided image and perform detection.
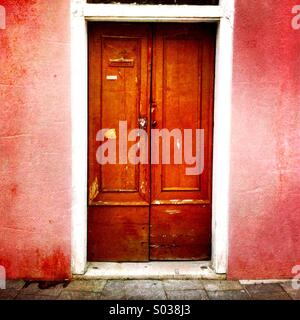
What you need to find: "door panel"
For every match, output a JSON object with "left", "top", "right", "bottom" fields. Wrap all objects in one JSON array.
[
  {"left": 150, "top": 24, "right": 215, "bottom": 260},
  {"left": 88, "top": 24, "right": 151, "bottom": 261},
  {"left": 88, "top": 207, "right": 149, "bottom": 261},
  {"left": 89, "top": 23, "right": 151, "bottom": 206},
  {"left": 150, "top": 205, "right": 211, "bottom": 260}
]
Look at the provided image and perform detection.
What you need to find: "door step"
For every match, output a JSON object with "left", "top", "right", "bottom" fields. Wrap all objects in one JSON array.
[{"left": 74, "top": 261, "right": 225, "bottom": 280}]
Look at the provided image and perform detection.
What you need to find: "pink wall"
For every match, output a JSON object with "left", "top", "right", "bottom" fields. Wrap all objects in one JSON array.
[
  {"left": 228, "top": 0, "right": 300, "bottom": 279},
  {"left": 0, "top": 0, "right": 71, "bottom": 280}
]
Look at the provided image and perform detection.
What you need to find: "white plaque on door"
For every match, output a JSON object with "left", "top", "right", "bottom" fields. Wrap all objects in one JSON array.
[{"left": 106, "top": 75, "right": 118, "bottom": 80}]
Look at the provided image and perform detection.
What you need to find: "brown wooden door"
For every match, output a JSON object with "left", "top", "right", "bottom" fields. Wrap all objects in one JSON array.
[
  {"left": 88, "top": 23, "right": 215, "bottom": 262},
  {"left": 88, "top": 23, "right": 151, "bottom": 261},
  {"left": 150, "top": 24, "right": 215, "bottom": 260}
]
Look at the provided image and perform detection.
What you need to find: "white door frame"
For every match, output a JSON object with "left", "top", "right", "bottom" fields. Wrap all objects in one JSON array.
[{"left": 71, "top": 0, "right": 234, "bottom": 275}]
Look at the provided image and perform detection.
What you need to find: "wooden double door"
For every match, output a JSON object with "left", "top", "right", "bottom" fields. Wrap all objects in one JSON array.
[{"left": 88, "top": 23, "right": 215, "bottom": 261}]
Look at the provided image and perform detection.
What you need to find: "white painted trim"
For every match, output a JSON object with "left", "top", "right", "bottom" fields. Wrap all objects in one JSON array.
[
  {"left": 84, "top": 4, "right": 223, "bottom": 22},
  {"left": 71, "top": 0, "right": 88, "bottom": 275},
  {"left": 71, "top": 0, "right": 235, "bottom": 276},
  {"left": 211, "top": 0, "right": 234, "bottom": 274}
]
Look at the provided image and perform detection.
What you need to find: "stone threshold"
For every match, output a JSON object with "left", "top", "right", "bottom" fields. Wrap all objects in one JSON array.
[{"left": 73, "top": 261, "right": 226, "bottom": 280}]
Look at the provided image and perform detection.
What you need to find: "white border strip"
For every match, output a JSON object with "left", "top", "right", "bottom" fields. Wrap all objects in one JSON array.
[
  {"left": 71, "top": 0, "right": 234, "bottom": 276},
  {"left": 211, "top": 0, "right": 234, "bottom": 274},
  {"left": 71, "top": 1, "right": 88, "bottom": 275},
  {"left": 84, "top": 4, "right": 223, "bottom": 22}
]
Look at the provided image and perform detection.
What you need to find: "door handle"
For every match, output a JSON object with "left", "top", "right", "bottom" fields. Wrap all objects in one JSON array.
[
  {"left": 151, "top": 101, "right": 158, "bottom": 129},
  {"left": 138, "top": 117, "right": 148, "bottom": 130},
  {"left": 151, "top": 120, "right": 158, "bottom": 128}
]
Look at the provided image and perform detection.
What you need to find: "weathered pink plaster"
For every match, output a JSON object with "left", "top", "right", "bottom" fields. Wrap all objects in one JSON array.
[
  {"left": 228, "top": 0, "right": 300, "bottom": 279},
  {"left": 0, "top": 0, "right": 71, "bottom": 280}
]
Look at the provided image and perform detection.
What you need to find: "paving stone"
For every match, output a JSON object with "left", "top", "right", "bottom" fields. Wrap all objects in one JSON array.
[
  {"left": 163, "top": 280, "right": 204, "bottom": 291},
  {"left": 21, "top": 282, "right": 64, "bottom": 297},
  {"left": 244, "top": 283, "right": 291, "bottom": 300},
  {"left": 244, "top": 283, "right": 285, "bottom": 294},
  {"left": 207, "top": 290, "right": 249, "bottom": 300},
  {"left": 280, "top": 282, "right": 300, "bottom": 300},
  {"left": 248, "top": 291, "right": 291, "bottom": 300},
  {"left": 166, "top": 289, "right": 208, "bottom": 300},
  {"left": 100, "top": 281, "right": 127, "bottom": 300},
  {"left": 5, "top": 280, "right": 25, "bottom": 290},
  {"left": 65, "top": 280, "right": 106, "bottom": 292},
  {"left": 2, "top": 279, "right": 293, "bottom": 300},
  {"left": 124, "top": 280, "right": 167, "bottom": 300},
  {"left": 0, "top": 289, "right": 19, "bottom": 300},
  {"left": 203, "top": 280, "right": 243, "bottom": 291},
  {"left": 58, "top": 291, "right": 102, "bottom": 300}
]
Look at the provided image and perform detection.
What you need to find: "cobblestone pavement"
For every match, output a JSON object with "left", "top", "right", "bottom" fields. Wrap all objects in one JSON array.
[{"left": 0, "top": 280, "right": 299, "bottom": 300}]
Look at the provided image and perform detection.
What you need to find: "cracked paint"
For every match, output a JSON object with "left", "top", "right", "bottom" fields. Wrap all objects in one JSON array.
[
  {"left": 89, "top": 177, "right": 99, "bottom": 202},
  {"left": 104, "top": 128, "right": 117, "bottom": 139},
  {"left": 165, "top": 210, "right": 181, "bottom": 215}
]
